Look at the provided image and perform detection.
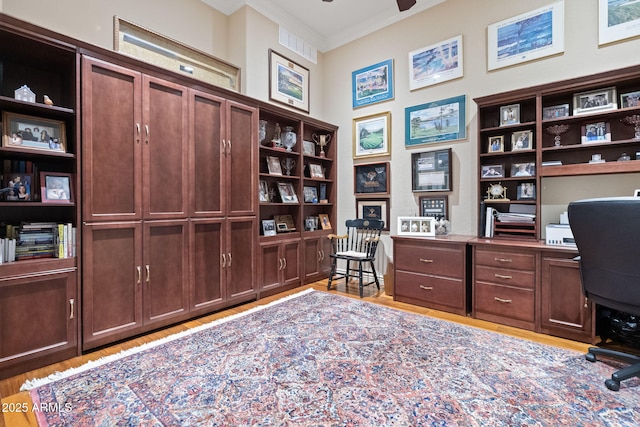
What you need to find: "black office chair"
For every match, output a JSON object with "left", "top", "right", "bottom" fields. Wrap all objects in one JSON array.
[
  {"left": 568, "top": 196, "right": 640, "bottom": 391},
  {"left": 327, "top": 219, "right": 384, "bottom": 298}
]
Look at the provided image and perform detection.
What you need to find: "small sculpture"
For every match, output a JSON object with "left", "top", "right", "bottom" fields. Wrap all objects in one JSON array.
[
  {"left": 271, "top": 123, "right": 282, "bottom": 148},
  {"left": 43, "top": 95, "right": 54, "bottom": 106}
]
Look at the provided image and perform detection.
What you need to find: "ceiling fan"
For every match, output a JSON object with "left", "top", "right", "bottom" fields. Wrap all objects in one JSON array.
[{"left": 322, "top": 0, "right": 417, "bottom": 12}]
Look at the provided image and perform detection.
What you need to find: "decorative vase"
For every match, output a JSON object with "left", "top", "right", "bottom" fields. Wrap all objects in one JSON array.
[
  {"left": 281, "top": 126, "right": 297, "bottom": 152},
  {"left": 259, "top": 120, "right": 267, "bottom": 145}
]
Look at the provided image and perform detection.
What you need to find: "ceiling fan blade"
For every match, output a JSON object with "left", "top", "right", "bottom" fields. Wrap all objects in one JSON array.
[{"left": 397, "top": 0, "right": 417, "bottom": 12}]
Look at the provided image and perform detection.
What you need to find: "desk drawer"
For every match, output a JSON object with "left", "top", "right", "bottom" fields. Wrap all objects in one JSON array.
[
  {"left": 395, "top": 244, "right": 464, "bottom": 277},
  {"left": 475, "top": 265, "right": 534, "bottom": 289},
  {"left": 475, "top": 249, "right": 534, "bottom": 270},
  {"left": 395, "top": 271, "right": 464, "bottom": 310},
  {"left": 474, "top": 282, "right": 535, "bottom": 324}
]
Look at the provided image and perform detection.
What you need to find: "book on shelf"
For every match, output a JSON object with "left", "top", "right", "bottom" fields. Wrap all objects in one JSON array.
[{"left": 541, "top": 160, "right": 562, "bottom": 166}]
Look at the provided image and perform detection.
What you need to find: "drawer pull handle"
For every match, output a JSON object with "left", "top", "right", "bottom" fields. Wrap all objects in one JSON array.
[
  {"left": 495, "top": 257, "right": 512, "bottom": 263},
  {"left": 494, "top": 297, "right": 512, "bottom": 304},
  {"left": 494, "top": 274, "right": 512, "bottom": 279},
  {"left": 419, "top": 258, "right": 434, "bottom": 263},
  {"left": 419, "top": 285, "right": 433, "bottom": 291}
]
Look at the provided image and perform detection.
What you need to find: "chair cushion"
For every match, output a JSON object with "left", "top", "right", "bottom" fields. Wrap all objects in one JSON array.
[{"left": 336, "top": 250, "right": 368, "bottom": 258}]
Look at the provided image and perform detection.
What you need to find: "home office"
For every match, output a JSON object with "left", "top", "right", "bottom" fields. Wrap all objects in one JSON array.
[{"left": 1, "top": 0, "right": 640, "bottom": 424}]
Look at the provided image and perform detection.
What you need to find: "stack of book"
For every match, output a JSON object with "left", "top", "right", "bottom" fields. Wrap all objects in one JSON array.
[{"left": 15, "top": 222, "right": 57, "bottom": 260}]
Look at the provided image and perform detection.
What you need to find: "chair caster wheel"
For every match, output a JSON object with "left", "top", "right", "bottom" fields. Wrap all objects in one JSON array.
[
  {"left": 605, "top": 379, "right": 620, "bottom": 391},
  {"left": 585, "top": 353, "right": 597, "bottom": 363}
]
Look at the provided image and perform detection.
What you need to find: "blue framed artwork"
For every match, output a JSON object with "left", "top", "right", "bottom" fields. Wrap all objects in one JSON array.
[
  {"left": 405, "top": 95, "right": 466, "bottom": 147},
  {"left": 408, "top": 35, "right": 463, "bottom": 91},
  {"left": 352, "top": 59, "right": 394, "bottom": 109},
  {"left": 487, "top": 1, "right": 564, "bottom": 71}
]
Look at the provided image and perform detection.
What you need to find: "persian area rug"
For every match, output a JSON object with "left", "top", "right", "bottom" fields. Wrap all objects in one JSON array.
[{"left": 21, "top": 289, "right": 640, "bottom": 426}]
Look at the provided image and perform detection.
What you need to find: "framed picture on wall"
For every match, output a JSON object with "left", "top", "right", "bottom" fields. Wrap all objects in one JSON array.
[
  {"left": 354, "top": 162, "right": 390, "bottom": 196},
  {"left": 269, "top": 49, "right": 309, "bottom": 113},
  {"left": 353, "top": 112, "right": 391, "bottom": 159},
  {"left": 408, "top": 35, "right": 463, "bottom": 91},
  {"left": 356, "top": 198, "right": 389, "bottom": 231},
  {"left": 405, "top": 95, "right": 466, "bottom": 146},
  {"left": 487, "top": 1, "right": 565, "bottom": 71},
  {"left": 352, "top": 59, "right": 394, "bottom": 109},
  {"left": 598, "top": 0, "right": 640, "bottom": 45},
  {"left": 419, "top": 195, "right": 448, "bottom": 220},
  {"left": 411, "top": 148, "right": 451, "bottom": 192}
]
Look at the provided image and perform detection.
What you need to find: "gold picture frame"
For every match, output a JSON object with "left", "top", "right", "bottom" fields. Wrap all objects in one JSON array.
[{"left": 2, "top": 112, "right": 66, "bottom": 153}]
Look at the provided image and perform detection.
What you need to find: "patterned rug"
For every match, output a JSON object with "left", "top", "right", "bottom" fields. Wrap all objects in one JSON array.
[{"left": 21, "top": 289, "right": 640, "bottom": 426}]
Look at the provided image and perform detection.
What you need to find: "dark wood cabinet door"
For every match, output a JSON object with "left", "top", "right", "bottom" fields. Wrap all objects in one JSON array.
[
  {"left": 227, "top": 101, "right": 257, "bottom": 216},
  {"left": 540, "top": 255, "right": 592, "bottom": 342},
  {"left": 143, "top": 220, "right": 189, "bottom": 326},
  {"left": 320, "top": 235, "right": 333, "bottom": 276},
  {"left": 190, "top": 218, "right": 225, "bottom": 314},
  {"left": 303, "top": 237, "right": 322, "bottom": 280},
  {"left": 282, "top": 239, "right": 301, "bottom": 286},
  {"left": 259, "top": 241, "right": 283, "bottom": 292},
  {"left": 82, "top": 221, "right": 143, "bottom": 350},
  {"left": 82, "top": 56, "right": 142, "bottom": 222},
  {"left": 189, "top": 89, "right": 224, "bottom": 217},
  {"left": 0, "top": 266, "right": 77, "bottom": 379},
  {"left": 143, "top": 75, "right": 189, "bottom": 219},
  {"left": 226, "top": 217, "right": 257, "bottom": 302}
]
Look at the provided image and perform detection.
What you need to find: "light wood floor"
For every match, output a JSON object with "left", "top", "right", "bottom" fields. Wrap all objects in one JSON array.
[{"left": 0, "top": 279, "right": 592, "bottom": 426}]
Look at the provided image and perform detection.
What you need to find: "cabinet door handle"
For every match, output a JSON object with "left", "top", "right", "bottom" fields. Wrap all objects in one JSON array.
[
  {"left": 136, "top": 266, "right": 141, "bottom": 284},
  {"left": 584, "top": 297, "right": 589, "bottom": 308},
  {"left": 145, "top": 264, "right": 150, "bottom": 283},
  {"left": 282, "top": 257, "right": 287, "bottom": 270},
  {"left": 135, "top": 123, "right": 141, "bottom": 143},
  {"left": 419, "top": 258, "right": 434, "bottom": 263},
  {"left": 419, "top": 285, "right": 433, "bottom": 291},
  {"left": 321, "top": 250, "right": 325, "bottom": 260},
  {"left": 144, "top": 125, "right": 150, "bottom": 144},
  {"left": 69, "top": 298, "right": 75, "bottom": 319},
  {"left": 494, "top": 297, "right": 512, "bottom": 303},
  {"left": 221, "top": 253, "right": 226, "bottom": 268},
  {"left": 494, "top": 257, "right": 512, "bottom": 263},
  {"left": 318, "top": 251, "right": 322, "bottom": 262},
  {"left": 278, "top": 258, "right": 283, "bottom": 270},
  {"left": 494, "top": 273, "right": 512, "bottom": 279},
  {"left": 227, "top": 253, "right": 232, "bottom": 267},
  {"left": 227, "top": 139, "right": 231, "bottom": 154}
]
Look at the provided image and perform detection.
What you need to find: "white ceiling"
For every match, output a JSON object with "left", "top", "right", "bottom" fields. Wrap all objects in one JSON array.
[{"left": 201, "top": 0, "right": 446, "bottom": 53}]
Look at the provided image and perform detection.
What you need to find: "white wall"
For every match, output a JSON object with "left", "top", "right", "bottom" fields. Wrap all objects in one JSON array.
[{"left": 3, "top": 0, "right": 639, "bottom": 263}]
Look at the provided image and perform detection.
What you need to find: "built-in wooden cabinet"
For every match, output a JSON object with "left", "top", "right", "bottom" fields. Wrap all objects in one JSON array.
[
  {"left": 0, "top": 15, "right": 80, "bottom": 379},
  {"left": 302, "top": 234, "right": 332, "bottom": 283},
  {"left": 392, "top": 236, "right": 472, "bottom": 317},
  {"left": 258, "top": 238, "right": 301, "bottom": 297}
]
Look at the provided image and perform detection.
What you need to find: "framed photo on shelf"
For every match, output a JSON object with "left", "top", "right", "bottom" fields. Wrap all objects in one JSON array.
[
  {"left": 277, "top": 182, "right": 298, "bottom": 203},
  {"left": 419, "top": 195, "right": 448, "bottom": 220},
  {"left": 308, "top": 163, "right": 324, "bottom": 179},
  {"left": 3, "top": 173, "right": 33, "bottom": 201},
  {"left": 397, "top": 216, "right": 436, "bottom": 237},
  {"left": 262, "top": 219, "right": 277, "bottom": 236},
  {"left": 2, "top": 112, "right": 66, "bottom": 153},
  {"left": 511, "top": 162, "right": 535, "bottom": 177},
  {"left": 598, "top": 0, "right": 640, "bottom": 45},
  {"left": 517, "top": 182, "right": 536, "bottom": 200},
  {"left": 356, "top": 198, "right": 389, "bottom": 231},
  {"left": 542, "top": 104, "right": 570, "bottom": 120},
  {"left": 499, "top": 104, "right": 520, "bottom": 126},
  {"left": 352, "top": 58, "right": 394, "bottom": 109},
  {"left": 354, "top": 162, "right": 390, "bottom": 196},
  {"left": 353, "top": 112, "right": 391, "bottom": 159},
  {"left": 411, "top": 148, "right": 451, "bottom": 192},
  {"left": 511, "top": 130, "right": 533, "bottom": 151},
  {"left": 620, "top": 91, "right": 640, "bottom": 108},
  {"left": 408, "top": 35, "right": 463, "bottom": 91},
  {"left": 581, "top": 122, "right": 611, "bottom": 143},
  {"left": 319, "top": 183, "right": 327, "bottom": 202},
  {"left": 259, "top": 180, "right": 269, "bottom": 202},
  {"left": 302, "top": 140, "right": 316, "bottom": 156},
  {"left": 303, "top": 185, "right": 318, "bottom": 203},
  {"left": 487, "top": 2, "right": 564, "bottom": 71},
  {"left": 273, "top": 214, "right": 296, "bottom": 232},
  {"left": 318, "top": 213, "right": 332, "bottom": 230},
  {"left": 269, "top": 49, "right": 309, "bottom": 113},
  {"left": 488, "top": 136, "right": 504, "bottom": 153},
  {"left": 573, "top": 87, "right": 617, "bottom": 115},
  {"left": 481, "top": 164, "right": 504, "bottom": 178},
  {"left": 405, "top": 95, "right": 466, "bottom": 146},
  {"left": 40, "top": 172, "right": 73, "bottom": 203},
  {"left": 266, "top": 156, "right": 283, "bottom": 175}
]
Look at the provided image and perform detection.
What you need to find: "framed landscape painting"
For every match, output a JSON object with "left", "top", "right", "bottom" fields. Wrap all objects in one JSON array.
[
  {"left": 599, "top": 0, "right": 640, "bottom": 45},
  {"left": 269, "top": 49, "right": 309, "bottom": 113},
  {"left": 408, "top": 35, "right": 463, "bottom": 91},
  {"left": 487, "top": 1, "right": 564, "bottom": 71},
  {"left": 353, "top": 112, "right": 391, "bottom": 159},
  {"left": 405, "top": 95, "right": 466, "bottom": 146},
  {"left": 352, "top": 59, "right": 394, "bottom": 108}
]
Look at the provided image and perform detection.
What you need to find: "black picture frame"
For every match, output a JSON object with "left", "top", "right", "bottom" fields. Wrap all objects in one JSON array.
[
  {"left": 411, "top": 148, "right": 451, "bottom": 192},
  {"left": 355, "top": 198, "right": 389, "bottom": 231},
  {"left": 354, "top": 162, "right": 390, "bottom": 196},
  {"left": 419, "top": 195, "right": 448, "bottom": 220}
]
